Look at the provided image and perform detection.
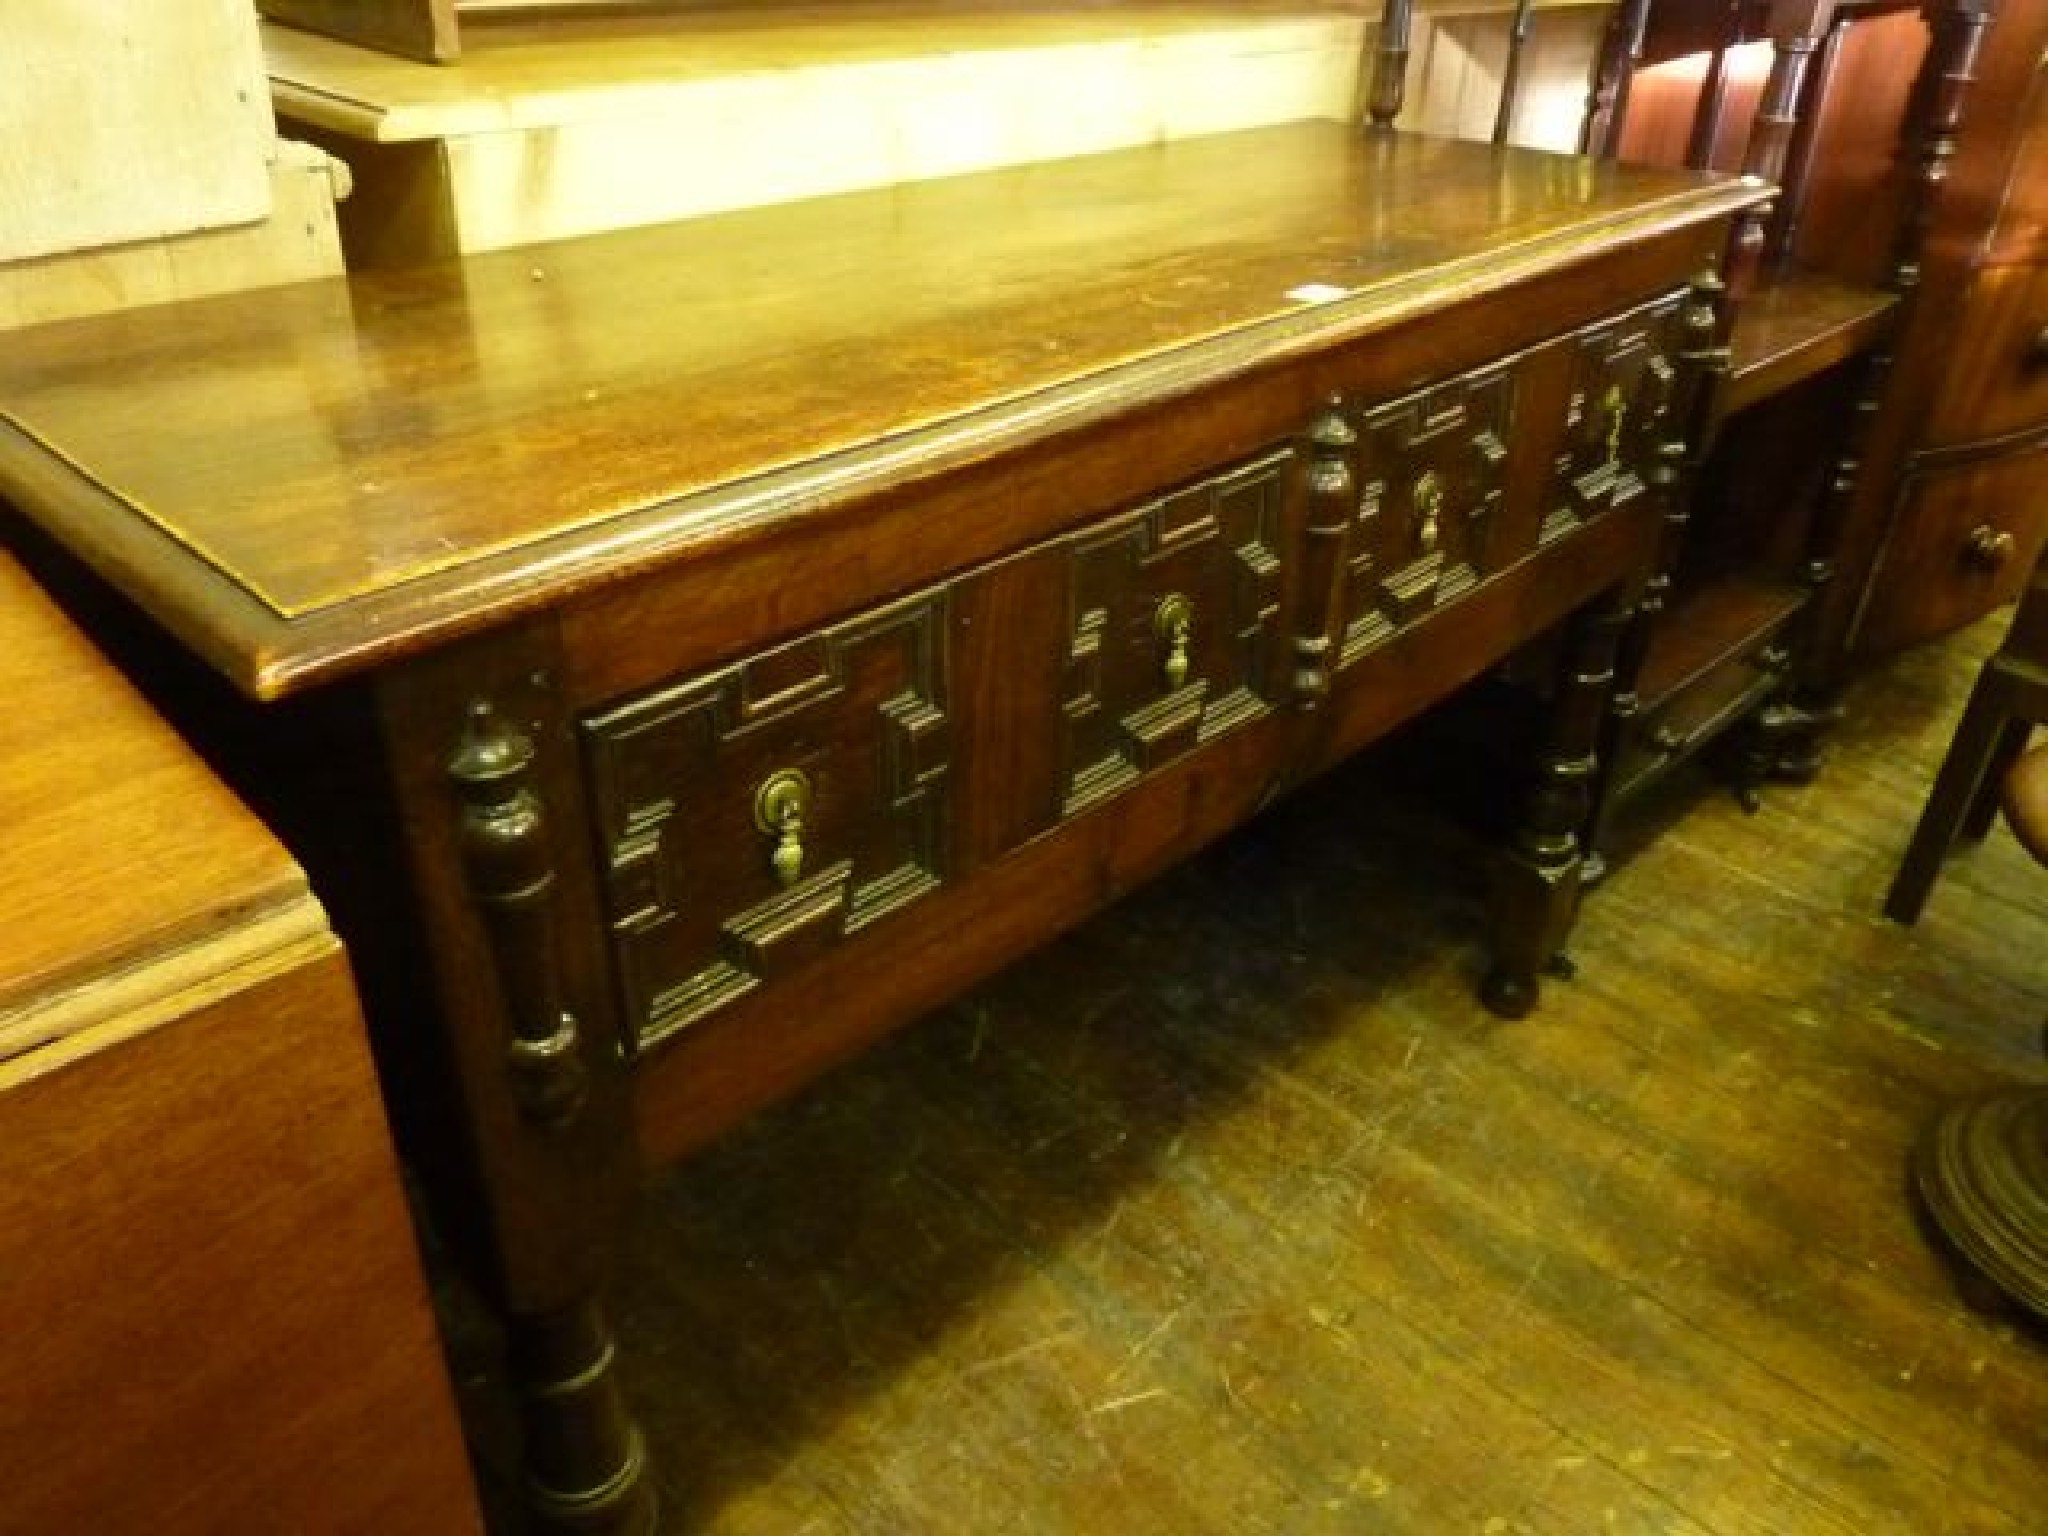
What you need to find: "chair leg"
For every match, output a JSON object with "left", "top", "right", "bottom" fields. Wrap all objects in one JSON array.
[
  {"left": 1885, "top": 666, "right": 2018, "bottom": 924},
  {"left": 1960, "top": 717, "right": 2034, "bottom": 843}
]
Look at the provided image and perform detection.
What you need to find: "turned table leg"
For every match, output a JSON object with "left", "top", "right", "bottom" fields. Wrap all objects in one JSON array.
[
  {"left": 1482, "top": 583, "right": 1632, "bottom": 1018},
  {"left": 512, "top": 1300, "right": 657, "bottom": 1534}
]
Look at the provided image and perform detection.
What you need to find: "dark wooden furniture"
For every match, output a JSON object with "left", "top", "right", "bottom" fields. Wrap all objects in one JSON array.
[
  {"left": 1913, "top": 737, "right": 2048, "bottom": 1317},
  {"left": 0, "top": 123, "right": 1759, "bottom": 1531},
  {"left": 1822, "top": 0, "right": 2048, "bottom": 666},
  {"left": 259, "top": 0, "right": 812, "bottom": 63},
  {"left": 1572, "top": 0, "right": 1990, "bottom": 844},
  {"left": 259, "top": 0, "right": 461, "bottom": 63},
  {"left": 1886, "top": 541, "right": 2048, "bottom": 920},
  {"left": 0, "top": 552, "right": 482, "bottom": 1534}
]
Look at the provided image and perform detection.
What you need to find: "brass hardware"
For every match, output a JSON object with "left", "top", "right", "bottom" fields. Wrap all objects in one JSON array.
[
  {"left": 753, "top": 769, "right": 813, "bottom": 887},
  {"left": 1413, "top": 470, "right": 1444, "bottom": 554},
  {"left": 1601, "top": 383, "right": 1628, "bottom": 466},
  {"left": 1965, "top": 524, "right": 2017, "bottom": 571},
  {"left": 2029, "top": 325, "right": 2048, "bottom": 365},
  {"left": 1155, "top": 593, "right": 1195, "bottom": 691}
]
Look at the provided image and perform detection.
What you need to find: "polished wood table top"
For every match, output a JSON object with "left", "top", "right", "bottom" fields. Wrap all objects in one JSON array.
[{"left": 0, "top": 122, "right": 1754, "bottom": 697}]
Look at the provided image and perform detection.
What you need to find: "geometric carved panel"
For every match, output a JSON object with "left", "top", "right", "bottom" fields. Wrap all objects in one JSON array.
[
  {"left": 580, "top": 591, "right": 949, "bottom": 1051},
  {"left": 1060, "top": 449, "right": 1287, "bottom": 817},
  {"left": 1543, "top": 292, "right": 1684, "bottom": 546},
  {"left": 1341, "top": 364, "right": 1513, "bottom": 665}
]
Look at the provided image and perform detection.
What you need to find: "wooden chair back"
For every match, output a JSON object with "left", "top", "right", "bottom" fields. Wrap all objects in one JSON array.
[{"left": 1579, "top": 0, "right": 1963, "bottom": 291}]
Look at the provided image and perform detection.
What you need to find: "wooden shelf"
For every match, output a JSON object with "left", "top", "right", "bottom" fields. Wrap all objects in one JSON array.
[
  {"left": 262, "top": 6, "right": 1371, "bottom": 260},
  {"left": 1635, "top": 571, "right": 1807, "bottom": 715},
  {"left": 1722, "top": 267, "right": 1898, "bottom": 418}
]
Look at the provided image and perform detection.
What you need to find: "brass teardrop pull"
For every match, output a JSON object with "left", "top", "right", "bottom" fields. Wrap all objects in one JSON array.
[
  {"left": 753, "top": 768, "right": 813, "bottom": 887},
  {"left": 1155, "top": 593, "right": 1194, "bottom": 691},
  {"left": 1601, "top": 383, "right": 1628, "bottom": 466},
  {"left": 1413, "top": 470, "right": 1445, "bottom": 554}
]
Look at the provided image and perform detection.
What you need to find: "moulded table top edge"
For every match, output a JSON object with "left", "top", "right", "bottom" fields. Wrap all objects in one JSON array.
[
  {"left": 0, "top": 126, "right": 1766, "bottom": 700},
  {"left": 0, "top": 553, "right": 317, "bottom": 1039}
]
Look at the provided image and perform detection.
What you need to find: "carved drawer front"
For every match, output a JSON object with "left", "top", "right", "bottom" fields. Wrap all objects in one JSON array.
[
  {"left": 1061, "top": 449, "right": 1288, "bottom": 817},
  {"left": 1856, "top": 452, "right": 2048, "bottom": 655},
  {"left": 1924, "top": 260, "right": 2048, "bottom": 445},
  {"left": 581, "top": 592, "right": 951, "bottom": 1049},
  {"left": 1543, "top": 293, "right": 1683, "bottom": 545},
  {"left": 1338, "top": 362, "right": 1512, "bottom": 664}
]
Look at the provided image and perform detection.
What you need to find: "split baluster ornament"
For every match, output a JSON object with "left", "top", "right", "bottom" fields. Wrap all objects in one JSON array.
[
  {"left": 451, "top": 699, "right": 590, "bottom": 1127},
  {"left": 449, "top": 698, "right": 656, "bottom": 1536},
  {"left": 1292, "top": 401, "right": 1358, "bottom": 712}
]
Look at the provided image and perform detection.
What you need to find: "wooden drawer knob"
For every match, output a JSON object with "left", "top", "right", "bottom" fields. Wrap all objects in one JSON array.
[{"left": 1966, "top": 524, "right": 2017, "bottom": 571}]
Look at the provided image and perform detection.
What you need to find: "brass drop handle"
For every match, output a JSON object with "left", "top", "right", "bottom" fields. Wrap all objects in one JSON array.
[
  {"left": 1155, "top": 593, "right": 1195, "bottom": 691},
  {"left": 1413, "top": 470, "right": 1444, "bottom": 554},
  {"left": 2028, "top": 325, "right": 2048, "bottom": 365},
  {"left": 753, "top": 768, "right": 812, "bottom": 887},
  {"left": 1965, "top": 524, "right": 2017, "bottom": 571},
  {"left": 1601, "top": 383, "right": 1628, "bottom": 466}
]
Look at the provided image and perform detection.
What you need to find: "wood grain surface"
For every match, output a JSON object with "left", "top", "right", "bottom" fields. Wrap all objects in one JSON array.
[
  {"left": 1, "top": 937, "right": 483, "bottom": 1536},
  {"left": 0, "top": 2, "right": 272, "bottom": 262},
  {"left": 0, "top": 554, "right": 305, "bottom": 1049},
  {"left": 0, "top": 124, "right": 1758, "bottom": 696},
  {"left": 0, "top": 549, "right": 481, "bottom": 1533}
]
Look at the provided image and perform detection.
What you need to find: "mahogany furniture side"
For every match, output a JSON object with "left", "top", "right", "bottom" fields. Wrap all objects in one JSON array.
[
  {"left": 0, "top": 124, "right": 1758, "bottom": 1530},
  {"left": 261, "top": 0, "right": 459, "bottom": 63},
  {"left": 1825, "top": 0, "right": 2048, "bottom": 662},
  {"left": 0, "top": 553, "right": 482, "bottom": 1534}
]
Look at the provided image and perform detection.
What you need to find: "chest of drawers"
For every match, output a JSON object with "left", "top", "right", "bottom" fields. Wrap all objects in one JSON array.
[
  {"left": 1827, "top": 0, "right": 2048, "bottom": 661},
  {"left": 0, "top": 122, "right": 1756, "bottom": 1530}
]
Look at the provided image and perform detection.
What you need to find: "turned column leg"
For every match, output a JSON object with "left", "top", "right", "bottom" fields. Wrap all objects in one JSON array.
[
  {"left": 1483, "top": 582, "right": 1633, "bottom": 1018},
  {"left": 1748, "top": 351, "right": 1879, "bottom": 788},
  {"left": 378, "top": 635, "right": 656, "bottom": 1536},
  {"left": 513, "top": 1300, "right": 656, "bottom": 1534}
]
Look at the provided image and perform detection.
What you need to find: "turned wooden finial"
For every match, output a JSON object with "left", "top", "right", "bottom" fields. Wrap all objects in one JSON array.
[
  {"left": 1493, "top": 0, "right": 1537, "bottom": 145},
  {"left": 1368, "top": 0, "right": 1415, "bottom": 131}
]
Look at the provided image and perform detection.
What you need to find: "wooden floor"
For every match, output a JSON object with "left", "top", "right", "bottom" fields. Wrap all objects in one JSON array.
[{"left": 462, "top": 616, "right": 2048, "bottom": 1533}]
